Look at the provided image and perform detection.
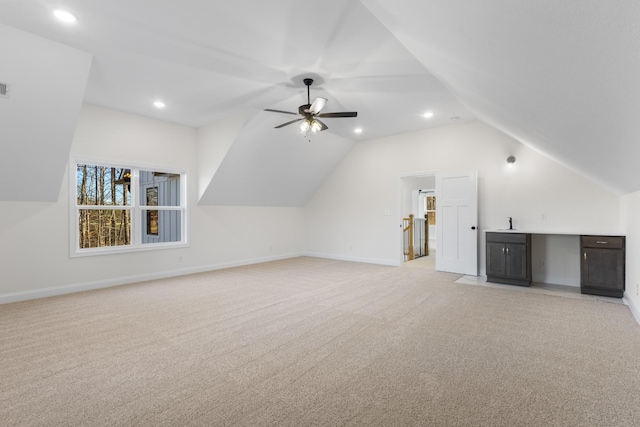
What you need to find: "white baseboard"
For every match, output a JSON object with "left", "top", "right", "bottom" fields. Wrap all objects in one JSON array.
[
  {"left": 302, "top": 251, "right": 401, "bottom": 267},
  {"left": 0, "top": 252, "right": 303, "bottom": 305},
  {"left": 623, "top": 292, "right": 640, "bottom": 326}
]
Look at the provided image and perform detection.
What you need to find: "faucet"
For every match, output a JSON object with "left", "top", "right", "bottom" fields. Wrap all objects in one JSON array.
[{"left": 508, "top": 217, "right": 513, "bottom": 230}]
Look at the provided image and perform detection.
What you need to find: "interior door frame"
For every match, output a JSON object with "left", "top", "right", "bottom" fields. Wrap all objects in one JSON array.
[
  {"left": 398, "top": 171, "right": 438, "bottom": 266},
  {"left": 398, "top": 170, "right": 478, "bottom": 274}
]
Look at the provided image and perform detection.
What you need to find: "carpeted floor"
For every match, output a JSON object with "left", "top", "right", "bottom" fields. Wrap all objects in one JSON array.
[{"left": 1, "top": 256, "right": 639, "bottom": 426}]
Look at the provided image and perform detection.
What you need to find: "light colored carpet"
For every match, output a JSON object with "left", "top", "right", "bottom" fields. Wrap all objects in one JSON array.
[{"left": 1, "top": 256, "right": 639, "bottom": 426}]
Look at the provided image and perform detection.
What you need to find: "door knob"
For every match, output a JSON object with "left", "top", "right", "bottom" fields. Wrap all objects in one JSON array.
[{"left": 471, "top": 226, "right": 476, "bottom": 230}]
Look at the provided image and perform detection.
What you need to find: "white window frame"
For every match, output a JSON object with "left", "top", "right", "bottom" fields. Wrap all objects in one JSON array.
[{"left": 69, "top": 158, "right": 188, "bottom": 257}]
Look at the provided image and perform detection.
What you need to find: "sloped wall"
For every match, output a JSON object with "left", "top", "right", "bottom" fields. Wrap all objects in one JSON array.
[{"left": 0, "top": 24, "right": 91, "bottom": 201}]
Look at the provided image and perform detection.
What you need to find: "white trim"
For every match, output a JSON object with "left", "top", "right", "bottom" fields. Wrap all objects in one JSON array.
[
  {"left": 0, "top": 252, "right": 304, "bottom": 305},
  {"left": 302, "top": 251, "right": 401, "bottom": 267},
  {"left": 623, "top": 293, "right": 640, "bottom": 326},
  {"left": 70, "top": 158, "right": 188, "bottom": 257}
]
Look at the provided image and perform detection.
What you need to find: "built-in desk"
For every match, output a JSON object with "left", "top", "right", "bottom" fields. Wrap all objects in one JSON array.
[{"left": 485, "top": 231, "right": 625, "bottom": 297}]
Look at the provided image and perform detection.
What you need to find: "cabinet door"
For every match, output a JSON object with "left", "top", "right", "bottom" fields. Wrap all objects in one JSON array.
[
  {"left": 581, "top": 248, "right": 623, "bottom": 290},
  {"left": 486, "top": 242, "right": 506, "bottom": 277},
  {"left": 505, "top": 243, "right": 528, "bottom": 280}
]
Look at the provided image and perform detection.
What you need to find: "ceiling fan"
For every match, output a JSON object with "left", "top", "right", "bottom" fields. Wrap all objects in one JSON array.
[{"left": 264, "top": 78, "right": 357, "bottom": 134}]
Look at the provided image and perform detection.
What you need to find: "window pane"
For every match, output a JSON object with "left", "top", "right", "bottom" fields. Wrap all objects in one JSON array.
[
  {"left": 428, "top": 212, "right": 436, "bottom": 225},
  {"left": 146, "top": 210, "right": 158, "bottom": 235},
  {"left": 141, "top": 210, "right": 182, "bottom": 244},
  {"left": 77, "top": 165, "right": 130, "bottom": 206},
  {"left": 426, "top": 196, "right": 436, "bottom": 211},
  {"left": 139, "top": 171, "right": 180, "bottom": 206},
  {"left": 78, "top": 209, "right": 131, "bottom": 248},
  {"left": 146, "top": 187, "right": 158, "bottom": 207}
]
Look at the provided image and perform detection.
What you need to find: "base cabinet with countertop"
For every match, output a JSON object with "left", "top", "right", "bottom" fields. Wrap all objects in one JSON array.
[
  {"left": 580, "top": 235, "right": 625, "bottom": 298},
  {"left": 486, "top": 232, "right": 532, "bottom": 287}
]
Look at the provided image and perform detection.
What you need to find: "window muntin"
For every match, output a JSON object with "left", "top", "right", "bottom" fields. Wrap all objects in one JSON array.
[{"left": 72, "top": 161, "right": 187, "bottom": 256}]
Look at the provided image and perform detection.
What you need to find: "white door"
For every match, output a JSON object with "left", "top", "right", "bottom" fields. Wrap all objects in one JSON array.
[{"left": 435, "top": 171, "right": 478, "bottom": 275}]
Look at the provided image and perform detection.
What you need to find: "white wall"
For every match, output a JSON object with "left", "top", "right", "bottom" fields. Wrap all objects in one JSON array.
[
  {"left": 0, "top": 104, "right": 305, "bottom": 303},
  {"left": 304, "top": 121, "right": 621, "bottom": 282},
  {"left": 0, "top": 111, "right": 627, "bottom": 303},
  {"left": 621, "top": 191, "right": 640, "bottom": 324}
]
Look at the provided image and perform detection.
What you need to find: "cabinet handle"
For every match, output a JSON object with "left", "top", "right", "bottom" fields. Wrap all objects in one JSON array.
[
  {"left": 584, "top": 252, "right": 587, "bottom": 260},
  {"left": 596, "top": 241, "right": 608, "bottom": 244},
  {"left": 502, "top": 247, "right": 505, "bottom": 254},
  {"left": 506, "top": 247, "right": 509, "bottom": 254}
]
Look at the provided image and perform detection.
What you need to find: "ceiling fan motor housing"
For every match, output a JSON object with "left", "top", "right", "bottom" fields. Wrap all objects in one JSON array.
[{"left": 299, "top": 104, "right": 312, "bottom": 115}]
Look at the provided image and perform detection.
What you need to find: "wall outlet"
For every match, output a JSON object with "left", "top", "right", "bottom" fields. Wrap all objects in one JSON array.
[
  {"left": 178, "top": 256, "right": 183, "bottom": 263},
  {"left": 539, "top": 259, "right": 545, "bottom": 267},
  {"left": 541, "top": 213, "right": 547, "bottom": 221},
  {"left": 383, "top": 209, "right": 391, "bottom": 216}
]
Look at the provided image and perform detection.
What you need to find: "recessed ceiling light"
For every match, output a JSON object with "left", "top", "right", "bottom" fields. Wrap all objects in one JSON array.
[
  {"left": 423, "top": 111, "right": 434, "bottom": 118},
  {"left": 354, "top": 128, "right": 363, "bottom": 134},
  {"left": 153, "top": 101, "right": 166, "bottom": 109},
  {"left": 450, "top": 116, "right": 460, "bottom": 122},
  {"left": 53, "top": 9, "right": 77, "bottom": 23}
]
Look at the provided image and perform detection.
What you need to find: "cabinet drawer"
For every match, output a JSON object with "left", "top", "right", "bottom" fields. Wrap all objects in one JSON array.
[
  {"left": 486, "top": 232, "right": 528, "bottom": 244},
  {"left": 581, "top": 235, "right": 624, "bottom": 249}
]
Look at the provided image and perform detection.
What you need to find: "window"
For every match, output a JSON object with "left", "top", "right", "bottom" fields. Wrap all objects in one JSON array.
[
  {"left": 424, "top": 194, "right": 436, "bottom": 225},
  {"left": 71, "top": 161, "right": 187, "bottom": 256}
]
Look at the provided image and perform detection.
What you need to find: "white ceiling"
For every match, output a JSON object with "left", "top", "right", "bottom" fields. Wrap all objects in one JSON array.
[{"left": 1, "top": 0, "right": 638, "bottom": 203}]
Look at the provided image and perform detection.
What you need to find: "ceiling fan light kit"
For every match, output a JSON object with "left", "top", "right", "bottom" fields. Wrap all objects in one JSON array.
[{"left": 264, "top": 78, "right": 357, "bottom": 138}]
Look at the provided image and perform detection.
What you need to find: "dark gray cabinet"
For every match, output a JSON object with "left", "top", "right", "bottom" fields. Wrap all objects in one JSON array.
[
  {"left": 486, "top": 232, "right": 531, "bottom": 286},
  {"left": 580, "top": 235, "right": 625, "bottom": 298}
]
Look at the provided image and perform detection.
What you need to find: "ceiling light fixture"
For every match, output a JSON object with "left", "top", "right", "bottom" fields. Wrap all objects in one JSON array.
[
  {"left": 354, "top": 128, "right": 363, "bottom": 134},
  {"left": 507, "top": 155, "right": 516, "bottom": 167},
  {"left": 300, "top": 118, "right": 322, "bottom": 134},
  {"left": 53, "top": 9, "right": 77, "bottom": 23},
  {"left": 423, "top": 112, "right": 434, "bottom": 118},
  {"left": 153, "top": 101, "right": 166, "bottom": 109}
]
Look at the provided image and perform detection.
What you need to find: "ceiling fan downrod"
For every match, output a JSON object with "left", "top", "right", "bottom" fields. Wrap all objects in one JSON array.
[{"left": 303, "top": 78, "right": 313, "bottom": 105}]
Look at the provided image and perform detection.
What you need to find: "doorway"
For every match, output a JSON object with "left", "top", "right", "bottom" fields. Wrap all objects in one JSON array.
[
  {"left": 400, "top": 171, "right": 478, "bottom": 275},
  {"left": 400, "top": 174, "right": 436, "bottom": 264}
]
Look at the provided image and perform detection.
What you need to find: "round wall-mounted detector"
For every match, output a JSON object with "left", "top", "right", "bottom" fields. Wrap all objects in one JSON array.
[{"left": 507, "top": 155, "right": 516, "bottom": 165}]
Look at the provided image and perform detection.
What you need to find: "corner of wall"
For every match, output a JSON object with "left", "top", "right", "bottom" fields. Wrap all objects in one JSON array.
[{"left": 624, "top": 293, "right": 640, "bottom": 326}]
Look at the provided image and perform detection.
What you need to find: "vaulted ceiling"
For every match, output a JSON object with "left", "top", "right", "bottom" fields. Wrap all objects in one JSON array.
[{"left": 1, "top": 1, "right": 638, "bottom": 204}]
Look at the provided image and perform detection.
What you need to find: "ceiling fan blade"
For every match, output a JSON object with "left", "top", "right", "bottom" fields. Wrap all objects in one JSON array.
[
  {"left": 315, "top": 119, "right": 329, "bottom": 131},
  {"left": 308, "top": 97, "right": 327, "bottom": 114},
  {"left": 317, "top": 111, "right": 358, "bottom": 118},
  {"left": 274, "top": 118, "right": 303, "bottom": 128},
  {"left": 264, "top": 108, "right": 297, "bottom": 115}
]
